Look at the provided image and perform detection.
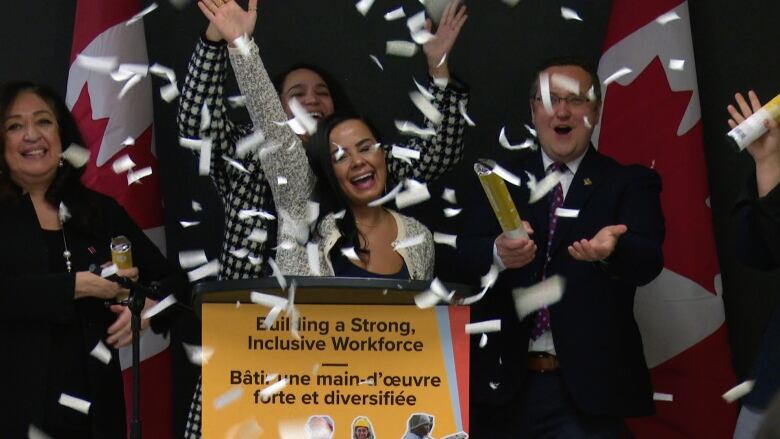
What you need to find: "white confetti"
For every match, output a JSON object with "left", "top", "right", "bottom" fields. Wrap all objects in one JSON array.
[
  {"left": 501, "top": 0, "right": 520, "bottom": 6},
  {"left": 112, "top": 154, "right": 136, "bottom": 174},
  {"left": 179, "top": 220, "right": 200, "bottom": 228},
  {"left": 355, "top": 0, "right": 375, "bottom": 16},
  {"left": 489, "top": 381, "right": 500, "bottom": 390},
  {"left": 214, "top": 387, "right": 243, "bottom": 410},
  {"left": 385, "top": 6, "right": 406, "bottom": 20},
  {"left": 58, "top": 393, "right": 91, "bottom": 414},
  {"left": 395, "top": 182, "right": 431, "bottom": 209},
  {"left": 268, "top": 257, "right": 287, "bottom": 290},
  {"left": 232, "top": 34, "right": 252, "bottom": 57},
  {"left": 341, "top": 247, "right": 361, "bottom": 261},
  {"left": 192, "top": 201, "right": 202, "bottom": 211},
  {"left": 122, "top": 136, "right": 135, "bottom": 146},
  {"left": 368, "top": 54, "right": 384, "bottom": 71},
  {"left": 410, "top": 91, "right": 443, "bottom": 124},
  {"left": 306, "top": 242, "right": 322, "bottom": 276},
  {"left": 265, "top": 373, "right": 279, "bottom": 384},
  {"left": 555, "top": 207, "right": 579, "bottom": 218},
  {"left": 512, "top": 275, "right": 565, "bottom": 320},
  {"left": 433, "top": 232, "right": 457, "bottom": 248},
  {"left": 117, "top": 74, "right": 143, "bottom": 100},
  {"left": 250, "top": 291, "right": 288, "bottom": 309},
  {"left": 100, "top": 264, "right": 118, "bottom": 278},
  {"left": 433, "top": 77, "right": 449, "bottom": 88},
  {"left": 443, "top": 207, "right": 462, "bottom": 217},
  {"left": 333, "top": 209, "right": 346, "bottom": 219},
  {"left": 386, "top": 40, "right": 418, "bottom": 57},
  {"left": 722, "top": 380, "right": 755, "bottom": 403},
  {"left": 412, "top": 29, "right": 435, "bottom": 45},
  {"left": 288, "top": 98, "right": 318, "bottom": 135},
  {"left": 395, "top": 120, "right": 436, "bottom": 137},
  {"left": 583, "top": 115, "right": 592, "bottom": 129},
  {"left": 235, "top": 130, "right": 266, "bottom": 158},
  {"left": 126, "top": 2, "right": 158, "bottom": 25},
  {"left": 551, "top": 73, "right": 581, "bottom": 95},
  {"left": 524, "top": 124, "right": 537, "bottom": 137},
  {"left": 183, "top": 343, "right": 215, "bottom": 365},
  {"left": 653, "top": 392, "right": 674, "bottom": 402},
  {"left": 228, "top": 94, "right": 246, "bottom": 108},
  {"left": 539, "top": 71, "right": 554, "bottom": 114},
  {"left": 149, "top": 63, "right": 176, "bottom": 82},
  {"left": 198, "top": 141, "right": 212, "bottom": 176},
  {"left": 415, "top": 278, "right": 450, "bottom": 308},
  {"left": 499, "top": 127, "right": 535, "bottom": 151},
  {"left": 392, "top": 145, "right": 421, "bottom": 161},
  {"left": 142, "top": 294, "right": 177, "bottom": 319},
  {"left": 479, "top": 333, "right": 488, "bottom": 348},
  {"left": 27, "top": 424, "right": 54, "bottom": 439},
  {"left": 603, "top": 67, "right": 632, "bottom": 85},
  {"left": 560, "top": 6, "right": 583, "bottom": 21},
  {"left": 179, "top": 250, "right": 208, "bottom": 269},
  {"left": 222, "top": 155, "right": 249, "bottom": 173},
  {"left": 668, "top": 58, "right": 685, "bottom": 71},
  {"left": 259, "top": 379, "right": 288, "bottom": 400},
  {"left": 248, "top": 254, "right": 263, "bottom": 265},
  {"left": 442, "top": 188, "right": 457, "bottom": 204},
  {"left": 274, "top": 241, "right": 296, "bottom": 252},
  {"left": 393, "top": 234, "right": 426, "bottom": 250},
  {"left": 262, "top": 305, "right": 284, "bottom": 329},
  {"left": 275, "top": 118, "right": 306, "bottom": 136},
  {"left": 229, "top": 248, "right": 250, "bottom": 259},
  {"left": 62, "top": 143, "right": 90, "bottom": 168},
  {"left": 199, "top": 102, "right": 211, "bottom": 133},
  {"left": 466, "top": 319, "right": 501, "bottom": 334},
  {"left": 490, "top": 162, "right": 522, "bottom": 187},
  {"left": 368, "top": 182, "right": 403, "bottom": 207},
  {"left": 587, "top": 86, "right": 597, "bottom": 102},
  {"left": 436, "top": 53, "right": 447, "bottom": 68},
  {"left": 127, "top": 166, "right": 152, "bottom": 185},
  {"left": 527, "top": 170, "right": 565, "bottom": 203},
  {"left": 187, "top": 259, "right": 220, "bottom": 282},
  {"left": 277, "top": 176, "right": 288, "bottom": 185},
  {"left": 75, "top": 55, "right": 118, "bottom": 74},
  {"left": 459, "top": 100, "right": 476, "bottom": 126},
  {"left": 90, "top": 340, "right": 112, "bottom": 365},
  {"left": 413, "top": 77, "right": 436, "bottom": 100},
  {"left": 656, "top": 11, "right": 681, "bottom": 25},
  {"left": 160, "top": 82, "right": 179, "bottom": 102},
  {"left": 178, "top": 137, "right": 211, "bottom": 151},
  {"left": 238, "top": 209, "right": 276, "bottom": 221},
  {"left": 407, "top": 9, "right": 426, "bottom": 32},
  {"left": 59, "top": 202, "right": 71, "bottom": 223}
]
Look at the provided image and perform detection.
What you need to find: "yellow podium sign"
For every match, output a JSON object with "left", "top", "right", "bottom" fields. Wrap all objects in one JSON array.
[{"left": 202, "top": 303, "right": 469, "bottom": 438}]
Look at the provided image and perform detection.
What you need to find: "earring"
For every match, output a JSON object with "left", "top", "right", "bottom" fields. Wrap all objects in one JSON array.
[{"left": 58, "top": 158, "right": 64, "bottom": 168}]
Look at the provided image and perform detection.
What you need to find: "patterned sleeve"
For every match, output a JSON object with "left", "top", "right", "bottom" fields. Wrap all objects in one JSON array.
[
  {"left": 386, "top": 80, "right": 468, "bottom": 185},
  {"left": 177, "top": 36, "right": 252, "bottom": 198},
  {"left": 229, "top": 40, "right": 315, "bottom": 275}
]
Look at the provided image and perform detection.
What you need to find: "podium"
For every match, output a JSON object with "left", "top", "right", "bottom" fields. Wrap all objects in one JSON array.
[{"left": 194, "top": 277, "right": 471, "bottom": 438}]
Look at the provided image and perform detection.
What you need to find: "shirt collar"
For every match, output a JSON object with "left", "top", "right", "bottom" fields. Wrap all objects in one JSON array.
[{"left": 541, "top": 147, "right": 586, "bottom": 174}]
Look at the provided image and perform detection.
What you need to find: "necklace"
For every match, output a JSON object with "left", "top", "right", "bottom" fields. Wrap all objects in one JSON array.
[{"left": 60, "top": 222, "right": 72, "bottom": 273}]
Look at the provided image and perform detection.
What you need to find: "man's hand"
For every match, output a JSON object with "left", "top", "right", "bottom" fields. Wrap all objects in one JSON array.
[
  {"left": 199, "top": 0, "right": 258, "bottom": 44},
  {"left": 568, "top": 224, "right": 627, "bottom": 262},
  {"left": 495, "top": 221, "right": 536, "bottom": 269}
]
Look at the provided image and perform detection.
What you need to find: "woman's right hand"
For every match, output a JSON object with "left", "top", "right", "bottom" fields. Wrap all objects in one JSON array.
[
  {"left": 199, "top": 0, "right": 258, "bottom": 44},
  {"left": 74, "top": 271, "right": 128, "bottom": 300}
]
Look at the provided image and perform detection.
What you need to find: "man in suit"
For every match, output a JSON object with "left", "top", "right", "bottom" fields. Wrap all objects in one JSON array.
[{"left": 459, "top": 57, "right": 665, "bottom": 437}]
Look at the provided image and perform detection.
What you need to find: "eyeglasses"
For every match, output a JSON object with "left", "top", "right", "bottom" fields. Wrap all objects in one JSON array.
[{"left": 531, "top": 94, "right": 590, "bottom": 107}]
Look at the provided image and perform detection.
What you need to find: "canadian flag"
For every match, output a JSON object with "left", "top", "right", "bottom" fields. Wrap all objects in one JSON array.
[
  {"left": 65, "top": 0, "right": 172, "bottom": 437},
  {"left": 593, "top": 1, "right": 738, "bottom": 437}
]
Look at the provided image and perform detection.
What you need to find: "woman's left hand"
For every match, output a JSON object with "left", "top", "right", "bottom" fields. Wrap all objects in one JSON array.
[
  {"left": 106, "top": 298, "right": 158, "bottom": 348},
  {"left": 423, "top": 0, "right": 468, "bottom": 79}
]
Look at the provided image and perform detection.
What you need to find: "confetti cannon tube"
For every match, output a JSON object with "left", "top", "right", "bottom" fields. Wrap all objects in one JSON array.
[
  {"left": 111, "top": 236, "right": 133, "bottom": 301},
  {"left": 727, "top": 93, "right": 780, "bottom": 150},
  {"left": 474, "top": 161, "right": 528, "bottom": 239}
]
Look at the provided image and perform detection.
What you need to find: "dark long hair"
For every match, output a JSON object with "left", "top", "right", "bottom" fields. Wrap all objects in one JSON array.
[
  {"left": 272, "top": 63, "right": 354, "bottom": 114},
  {"left": 0, "top": 81, "right": 99, "bottom": 233},
  {"left": 305, "top": 112, "right": 383, "bottom": 262}
]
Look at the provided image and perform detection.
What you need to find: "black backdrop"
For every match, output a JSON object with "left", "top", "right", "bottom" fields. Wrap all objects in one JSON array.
[{"left": 2, "top": 0, "right": 779, "bottom": 434}]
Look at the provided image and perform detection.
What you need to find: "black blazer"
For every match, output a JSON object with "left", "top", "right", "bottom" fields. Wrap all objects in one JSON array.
[
  {"left": 0, "top": 190, "right": 187, "bottom": 438},
  {"left": 735, "top": 178, "right": 780, "bottom": 410},
  {"left": 457, "top": 146, "right": 665, "bottom": 417}
]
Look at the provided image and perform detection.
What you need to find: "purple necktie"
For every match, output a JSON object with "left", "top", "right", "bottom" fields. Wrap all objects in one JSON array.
[{"left": 531, "top": 162, "right": 566, "bottom": 340}]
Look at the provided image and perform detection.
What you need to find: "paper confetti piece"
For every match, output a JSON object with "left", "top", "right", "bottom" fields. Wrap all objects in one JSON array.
[
  {"left": 200, "top": 102, "right": 211, "bottom": 133},
  {"left": 368, "top": 54, "right": 384, "bottom": 71},
  {"left": 395, "top": 120, "right": 436, "bottom": 137},
  {"left": 386, "top": 40, "right": 418, "bottom": 57},
  {"left": 459, "top": 100, "right": 476, "bottom": 126},
  {"left": 466, "top": 319, "right": 501, "bottom": 334},
  {"left": 228, "top": 94, "right": 246, "bottom": 108},
  {"left": 385, "top": 6, "right": 405, "bottom": 20},
  {"left": 668, "top": 58, "right": 685, "bottom": 71},
  {"left": 198, "top": 141, "right": 212, "bottom": 176},
  {"left": 112, "top": 154, "right": 136, "bottom": 174},
  {"left": 59, "top": 202, "right": 71, "bottom": 223},
  {"left": 149, "top": 63, "right": 176, "bottom": 82},
  {"left": 236, "top": 130, "right": 266, "bottom": 158},
  {"left": 479, "top": 333, "right": 488, "bottom": 348},
  {"left": 160, "top": 82, "right": 180, "bottom": 102},
  {"left": 539, "top": 71, "right": 554, "bottom": 114},
  {"left": 603, "top": 67, "right": 632, "bottom": 85},
  {"left": 142, "top": 294, "right": 177, "bottom": 319},
  {"left": 489, "top": 381, "right": 500, "bottom": 389},
  {"left": 433, "top": 232, "right": 457, "bottom": 248},
  {"left": 527, "top": 170, "right": 565, "bottom": 203},
  {"left": 28, "top": 425, "right": 54, "bottom": 439},
  {"left": 59, "top": 393, "right": 91, "bottom": 414},
  {"left": 307, "top": 242, "right": 322, "bottom": 276},
  {"left": 127, "top": 166, "right": 152, "bottom": 185},
  {"left": 653, "top": 392, "right": 674, "bottom": 402},
  {"left": 392, "top": 145, "right": 421, "bottom": 161},
  {"left": 393, "top": 234, "right": 426, "bottom": 250},
  {"left": 410, "top": 91, "right": 443, "bottom": 124},
  {"left": 178, "top": 137, "right": 211, "bottom": 151},
  {"left": 192, "top": 201, "right": 202, "bottom": 211},
  {"left": 183, "top": 343, "right": 215, "bottom": 365},
  {"left": 214, "top": 387, "right": 243, "bottom": 410},
  {"left": 268, "top": 257, "right": 287, "bottom": 290},
  {"left": 412, "top": 29, "right": 435, "bottom": 45},
  {"left": 238, "top": 209, "right": 276, "bottom": 220},
  {"left": 277, "top": 176, "right": 288, "bottom": 185},
  {"left": 501, "top": 0, "right": 520, "bottom": 6},
  {"left": 555, "top": 207, "right": 579, "bottom": 218},
  {"left": 583, "top": 115, "right": 592, "bottom": 129},
  {"left": 551, "top": 73, "right": 581, "bottom": 95},
  {"left": 100, "top": 264, "right": 118, "bottom": 278},
  {"left": 415, "top": 278, "right": 451, "bottom": 308},
  {"left": 288, "top": 98, "right": 317, "bottom": 135},
  {"left": 722, "top": 380, "right": 755, "bottom": 403},
  {"left": 232, "top": 34, "right": 252, "bottom": 57},
  {"left": 395, "top": 183, "right": 431, "bottom": 209},
  {"left": 341, "top": 247, "right": 361, "bottom": 261},
  {"left": 117, "top": 74, "right": 143, "bottom": 100},
  {"left": 499, "top": 127, "right": 536, "bottom": 151},
  {"left": 355, "top": 0, "right": 375, "bottom": 16},
  {"left": 443, "top": 207, "right": 462, "bottom": 217},
  {"left": 560, "top": 6, "right": 583, "bottom": 21},
  {"left": 75, "top": 55, "right": 118, "bottom": 74},
  {"left": 179, "top": 250, "right": 208, "bottom": 269},
  {"left": 259, "top": 379, "right": 288, "bottom": 400},
  {"left": 413, "top": 77, "right": 436, "bottom": 100},
  {"left": 225, "top": 418, "right": 264, "bottom": 439},
  {"left": 126, "top": 2, "right": 158, "bottom": 25},
  {"left": 368, "top": 182, "right": 403, "bottom": 207},
  {"left": 248, "top": 254, "right": 263, "bottom": 265},
  {"left": 512, "top": 275, "right": 565, "bottom": 319},
  {"left": 250, "top": 291, "right": 288, "bottom": 309},
  {"left": 489, "top": 161, "right": 522, "bottom": 186},
  {"left": 222, "top": 155, "right": 249, "bottom": 173},
  {"left": 229, "top": 248, "right": 250, "bottom": 259},
  {"left": 187, "top": 259, "right": 220, "bottom": 282},
  {"left": 90, "top": 340, "right": 112, "bottom": 365},
  {"left": 62, "top": 143, "right": 90, "bottom": 168},
  {"left": 180, "top": 220, "right": 200, "bottom": 228},
  {"left": 656, "top": 11, "right": 681, "bottom": 25},
  {"left": 442, "top": 188, "right": 457, "bottom": 204}
]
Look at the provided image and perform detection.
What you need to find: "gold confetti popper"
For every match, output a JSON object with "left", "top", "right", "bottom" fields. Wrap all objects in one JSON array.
[
  {"left": 727, "top": 93, "right": 780, "bottom": 150},
  {"left": 474, "top": 160, "right": 528, "bottom": 239},
  {"left": 110, "top": 236, "right": 133, "bottom": 301}
]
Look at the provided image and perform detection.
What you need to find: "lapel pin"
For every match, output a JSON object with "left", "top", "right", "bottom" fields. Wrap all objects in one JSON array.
[{"left": 583, "top": 178, "right": 592, "bottom": 186}]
